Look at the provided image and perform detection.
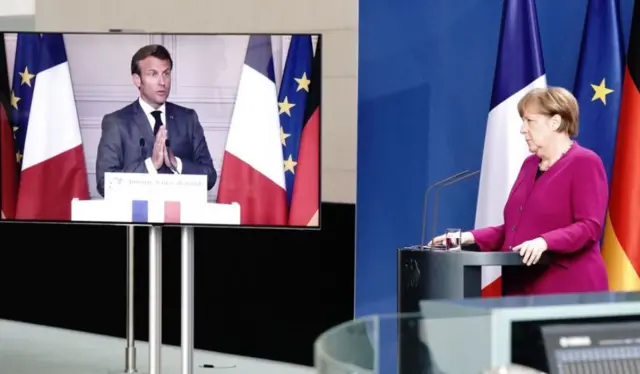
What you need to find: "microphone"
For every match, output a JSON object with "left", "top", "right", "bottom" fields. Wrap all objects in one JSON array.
[
  {"left": 164, "top": 139, "right": 179, "bottom": 173},
  {"left": 429, "top": 169, "right": 481, "bottom": 245},
  {"left": 139, "top": 138, "right": 146, "bottom": 159},
  {"left": 420, "top": 170, "right": 472, "bottom": 248}
]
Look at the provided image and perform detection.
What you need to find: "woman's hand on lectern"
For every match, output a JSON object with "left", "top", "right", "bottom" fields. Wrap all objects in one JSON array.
[
  {"left": 428, "top": 231, "right": 475, "bottom": 247},
  {"left": 512, "top": 237, "right": 548, "bottom": 266}
]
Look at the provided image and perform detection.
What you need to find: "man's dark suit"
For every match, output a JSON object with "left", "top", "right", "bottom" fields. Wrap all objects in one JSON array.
[{"left": 95, "top": 100, "right": 217, "bottom": 197}]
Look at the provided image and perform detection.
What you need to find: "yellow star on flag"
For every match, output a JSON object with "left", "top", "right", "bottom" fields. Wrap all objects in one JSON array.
[
  {"left": 279, "top": 96, "right": 296, "bottom": 116},
  {"left": 280, "top": 126, "right": 291, "bottom": 146},
  {"left": 10, "top": 91, "right": 20, "bottom": 109},
  {"left": 295, "top": 72, "right": 311, "bottom": 92},
  {"left": 283, "top": 154, "right": 297, "bottom": 174},
  {"left": 16, "top": 152, "right": 22, "bottom": 163},
  {"left": 19, "top": 66, "right": 35, "bottom": 87},
  {"left": 591, "top": 78, "right": 614, "bottom": 105}
]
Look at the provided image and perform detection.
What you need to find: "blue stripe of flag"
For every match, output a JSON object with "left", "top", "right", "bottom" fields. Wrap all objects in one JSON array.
[
  {"left": 573, "top": 0, "right": 624, "bottom": 184},
  {"left": 490, "top": 0, "right": 545, "bottom": 109},
  {"left": 11, "top": 33, "right": 42, "bottom": 167},
  {"left": 40, "top": 34, "right": 69, "bottom": 70},
  {"left": 245, "top": 35, "right": 276, "bottom": 84},
  {"left": 279, "top": 36, "right": 314, "bottom": 207},
  {"left": 132, "top": 200, "right": 148, "bottom": 222},
  {"left": 11, "top": 33, "right": 70, "bottom": 171}
]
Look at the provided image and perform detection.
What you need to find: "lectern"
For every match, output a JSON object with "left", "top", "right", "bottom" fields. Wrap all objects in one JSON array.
[
  {"left": 71, "top": 172, "right": 241, "bottom": 374},
  {"left": 398, "top": 245, "right": 551, "bottom": 313},
  {"left": 397, "top": 245, "right": 550, "bottom": 374}
]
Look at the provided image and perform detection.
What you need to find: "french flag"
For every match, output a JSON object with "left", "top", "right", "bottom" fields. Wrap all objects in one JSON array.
[
  {"left": 216, "top": 36, "right": 287, "bottom": 225},
  {"left": 475, "top": 0, "right": 547, "bottom": 297},
  {"left": 131, "top": 201, "right": 181, "bottom": 223},
  {"left": 15, "top": 34, "right": 90, "bottom": 220}
]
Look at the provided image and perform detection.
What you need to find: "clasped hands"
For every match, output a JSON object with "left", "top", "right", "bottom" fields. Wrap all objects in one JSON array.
[{"left": 151, "top": 125, "right": 176, "bottom": 170}]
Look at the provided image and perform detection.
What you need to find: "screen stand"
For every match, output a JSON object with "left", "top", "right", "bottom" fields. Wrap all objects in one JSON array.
[
  {"left": 109, "top": 226, "right": 145, "bottom": 374},
  {"left": 181, "top": 226, "right": 195, "bottom": 374},
  {"left": 126, "top": 225, "right": 138, "bottom": 373},
  {"left": 149, "top": 225, "right": 163, "bottom": 374}
]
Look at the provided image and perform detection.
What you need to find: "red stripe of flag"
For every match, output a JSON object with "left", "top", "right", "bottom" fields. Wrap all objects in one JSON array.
[
  {"left": 481, "top": 277, "right": 502, "bottom": 298},
  {"left": 164, "top": 201, "right": 181, "bottom": 223},
  {"left": 0, "top": 33, "right": 16, "bottom": 220},
  {"left": 289, "top": 40, "right": 320, "bottom": 227},
  {"left": 1, "top": 105, "right": 17, "bottom": 219}
]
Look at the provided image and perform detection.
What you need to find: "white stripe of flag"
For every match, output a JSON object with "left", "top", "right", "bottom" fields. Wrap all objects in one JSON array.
[{"left": 476, "top": 0, "right": 547, "bottom": 294}]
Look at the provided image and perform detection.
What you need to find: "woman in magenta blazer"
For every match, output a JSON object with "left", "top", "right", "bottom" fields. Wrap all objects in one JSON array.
[{"left": 431, "top": 86, "right": 609, "bottom": 296}]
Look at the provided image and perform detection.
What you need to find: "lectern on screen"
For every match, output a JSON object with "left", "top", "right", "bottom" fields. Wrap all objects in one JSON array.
[{"left": 0, "top": 32, "right": 322, "bottom": 228}]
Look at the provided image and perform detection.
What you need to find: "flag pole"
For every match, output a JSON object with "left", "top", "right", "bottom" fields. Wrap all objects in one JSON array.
[
  {"left": 149, "top": 226, "right": 163, "bottom": 374},
  {"left": 180, "top": 226, "right": 195, "bottom": 374},
  {"left": 125, "top": 225, "right": 137, "bottom": 373}
]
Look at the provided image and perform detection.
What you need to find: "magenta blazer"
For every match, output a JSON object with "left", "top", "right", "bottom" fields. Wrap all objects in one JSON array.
[{"left": 470, "top": 142, "right": 609, "bottom": 296}]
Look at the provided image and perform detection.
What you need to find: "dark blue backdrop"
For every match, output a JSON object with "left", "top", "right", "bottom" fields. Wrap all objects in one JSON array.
[{"left": 355, "top": 0, "right": 635, "bottom": 317}]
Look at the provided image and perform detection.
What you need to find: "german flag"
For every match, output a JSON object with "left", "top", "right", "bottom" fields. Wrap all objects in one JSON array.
[
  {"left": 288, "top": 38, "right": 320, "bottom": 227},
  {"left": 602, "top": 1, "right": 640, "bottom": 290}
]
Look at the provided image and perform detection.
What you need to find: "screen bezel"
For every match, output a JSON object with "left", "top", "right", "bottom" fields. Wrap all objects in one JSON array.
[{"left": 0, "top": 32, "right": 323, "bottom": 229}]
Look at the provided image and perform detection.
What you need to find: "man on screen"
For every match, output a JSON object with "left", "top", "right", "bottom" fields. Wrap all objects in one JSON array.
[{"left": 95, "top": 44, "right": 217, "bottom": 197}]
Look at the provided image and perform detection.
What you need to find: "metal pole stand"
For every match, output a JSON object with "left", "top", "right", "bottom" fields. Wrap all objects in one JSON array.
[
  {"left": 111, "top": 225, "right": 192, "bottom": 374},
  {"left": 149, "top": 226, "right": 163, "bottom": 374},
  {"left": 181, "top": 226, "right": 195, "bottom": 374},
  {"left": 108, "top": 226, "right": 146, "bottom": 374},
  {"left": 126, "top": 225, "right": 138, "bottom": 373}
]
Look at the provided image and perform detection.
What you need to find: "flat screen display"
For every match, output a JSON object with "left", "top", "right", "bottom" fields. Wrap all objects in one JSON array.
[
  {"left": 541, "top": 321, "right": 640, "bottom": 374},
  {"left": 0, "top": 32, "right": 321, "bottom": 227},
  {"left": 510, "top": 315, "right": 640, "bottom": 373}
]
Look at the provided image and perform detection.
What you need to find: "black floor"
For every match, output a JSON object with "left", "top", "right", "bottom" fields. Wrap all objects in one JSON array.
[{"left": 0, "top": 202, "right": 355, "bottom": 366}]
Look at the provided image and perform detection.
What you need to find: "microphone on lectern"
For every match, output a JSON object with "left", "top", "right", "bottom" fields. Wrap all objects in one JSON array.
[
  {"left": 139, "top": 138, "right": 146, "bottom": 160},
  {"left": 429, "top": 169, "right": 481, "bottom": 245},
  {"left": 420, "top": 169, "right": 472, "bottom": 248},
  {"left": 164, "top": 139, "right": 179, "bottom": 174}
]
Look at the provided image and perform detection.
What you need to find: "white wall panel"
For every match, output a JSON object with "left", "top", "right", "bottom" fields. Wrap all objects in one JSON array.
[{"left": 0, "top": 0, "right": 34, "bottom": 16}]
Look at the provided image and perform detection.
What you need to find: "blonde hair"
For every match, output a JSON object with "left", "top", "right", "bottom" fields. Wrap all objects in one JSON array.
[{"left": 517, "top": 86, "right": 579, "bottom": 137}]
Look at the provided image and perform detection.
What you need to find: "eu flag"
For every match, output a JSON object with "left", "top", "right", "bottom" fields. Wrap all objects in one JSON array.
[
  {"left": 573, "top": 0, "right": 624, "bottom": 184},
  {"left": 278, "top": 36, "right": 314, "bottom": 207},
  {"left": 11, "top": 33, "right": 42, "bottom": 172}
]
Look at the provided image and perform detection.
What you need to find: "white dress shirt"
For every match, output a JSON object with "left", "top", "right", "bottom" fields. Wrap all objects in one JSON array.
[{"left": 138, "top": 98, "right": 182, "bottom": 174}]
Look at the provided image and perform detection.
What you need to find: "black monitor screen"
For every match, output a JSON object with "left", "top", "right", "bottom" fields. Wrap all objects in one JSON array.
[
  {"left": 511, "top": 316, "right": 640, "bottom": 373},
  {"left": 541, "top": 321, "right": 640, "bottom": 374}
]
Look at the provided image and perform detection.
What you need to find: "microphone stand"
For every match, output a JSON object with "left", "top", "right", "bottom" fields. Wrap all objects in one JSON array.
[
  {"left": 429, "top": 170, "right": 481, "bottom": 243},
  {"left": 420, "top": 170, "right": 470, "bottom": 248},
  {"left": 164, "top": 139, "right": 179, "bottom": 174}
]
